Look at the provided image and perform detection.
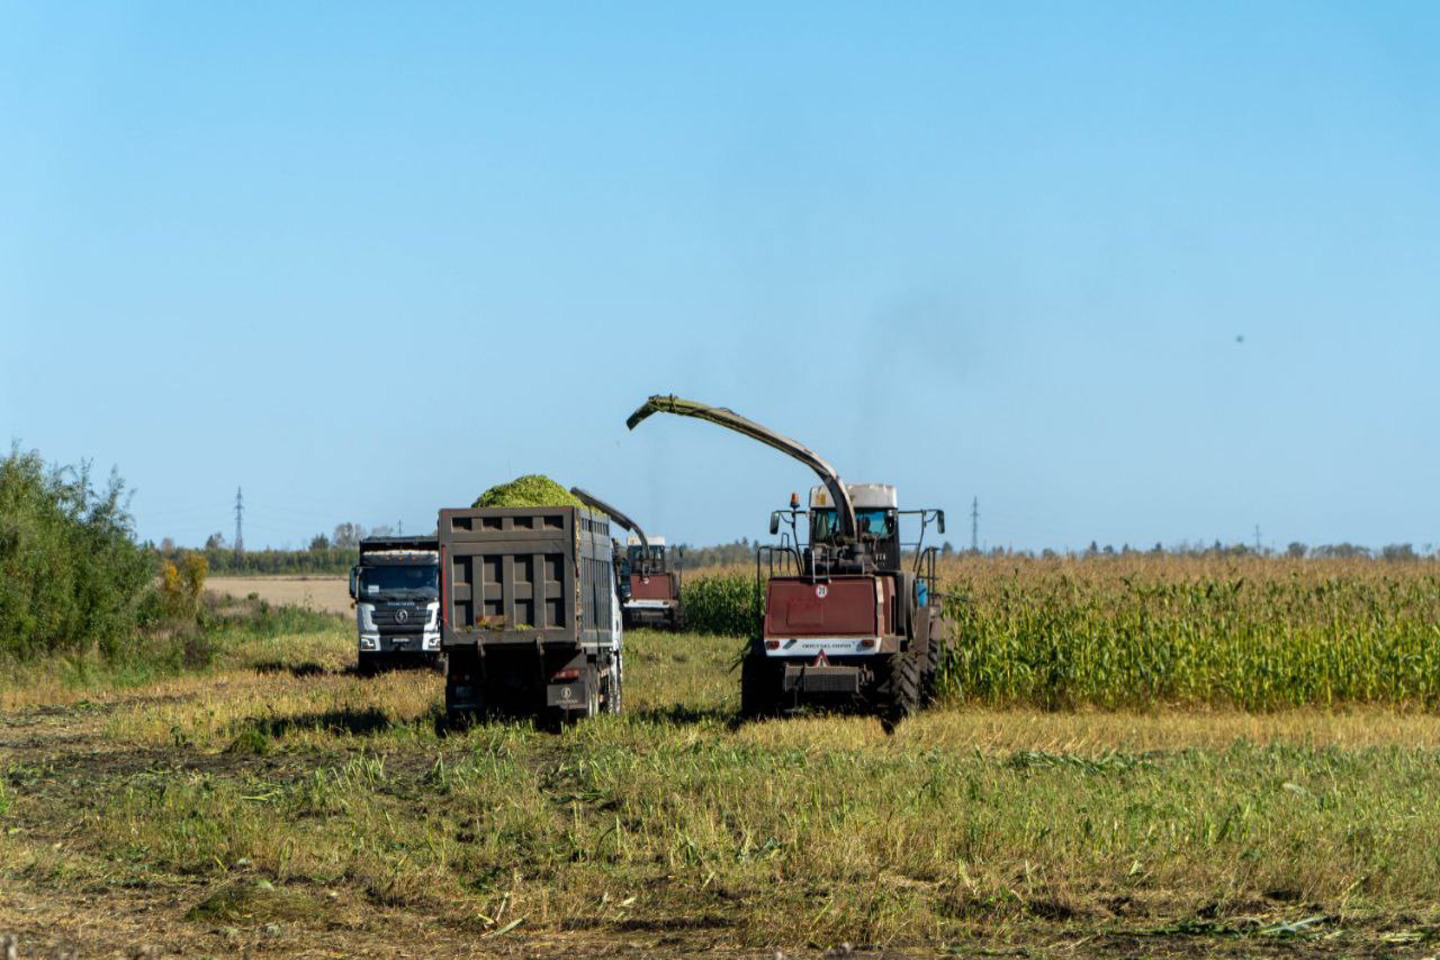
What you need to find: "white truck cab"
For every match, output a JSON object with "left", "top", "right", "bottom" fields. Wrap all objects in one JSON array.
[{"left": 348, "top": 536, "right": 441, "bottom": 675}]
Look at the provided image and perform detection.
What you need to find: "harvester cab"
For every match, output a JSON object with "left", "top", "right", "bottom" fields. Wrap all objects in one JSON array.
[{"left": 626, "top": 394, "right": 953, "bottom": 724}]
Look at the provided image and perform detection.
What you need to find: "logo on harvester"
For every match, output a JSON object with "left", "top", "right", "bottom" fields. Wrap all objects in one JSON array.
[
  {"left": 394, "top": 609, "right": 409, "bottom": 623},
  {"left": 815, "top": 585, "right": 828, "bottom": 599}
]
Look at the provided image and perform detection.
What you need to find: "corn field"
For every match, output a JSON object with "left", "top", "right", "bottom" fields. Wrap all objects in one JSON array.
[
  {"left": 942, "top": 555, "right": 1440, "bottom": 709},
  {"left": 683, "top": 556, "right": 1440, "bottom": 709},
  {"left": 680, "top": 571, "right": 757, "bottom": 636}
]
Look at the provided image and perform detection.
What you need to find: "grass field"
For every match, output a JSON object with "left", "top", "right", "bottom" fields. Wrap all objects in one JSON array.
[{"left": 5, "top": 579, "right": 1440, "bottom": 958}]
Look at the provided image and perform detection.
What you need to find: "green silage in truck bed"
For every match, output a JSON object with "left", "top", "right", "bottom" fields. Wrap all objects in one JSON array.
[{"left": 472, "top": 474, "right": 583, "bottom": 509}]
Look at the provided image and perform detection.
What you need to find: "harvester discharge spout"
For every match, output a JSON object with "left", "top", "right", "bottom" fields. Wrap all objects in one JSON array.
[
  {"left": 569, "top": 487, "right": 648, "bottom": 554},
  {"left": 625, "top": 394, "right": 858, "bottom": 542}
]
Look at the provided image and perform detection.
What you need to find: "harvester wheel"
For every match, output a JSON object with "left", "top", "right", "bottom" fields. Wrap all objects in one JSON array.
[
  {"left": 739, "top": 653, "right": 779, "bottom": 719},
  {"left": 881, "top": 650, "right": 922, "bottom": 728},
  {"left": 922, "top": 615, "right": 956, "bottom": 705}
]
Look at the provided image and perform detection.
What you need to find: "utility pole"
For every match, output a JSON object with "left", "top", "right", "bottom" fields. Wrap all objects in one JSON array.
[
  {"left": 234, "top": 487, "right": 245, "bottom": 559},
  {"left": 1254, "top": 524, "right": 1262, "bottom": 553},
  {"left": 971, "top": 496, "right": 979, "bottom": 553},
  {"left": 398, "top": 519, "right": 404, "bottom": 536}
]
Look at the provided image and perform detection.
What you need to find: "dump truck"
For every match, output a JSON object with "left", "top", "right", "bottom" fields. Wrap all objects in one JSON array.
[
  {"left": 348, "top": 536, "right": 441, "bottom": 675},
  {"left": 570, "top": 487, "right": 685, "bottom": 630},
  {"left": 627, "top": 394, "right": 952, "bottom": 725},
  {"left": 437, "top": 504, "right": 622, "bottom": 723}
]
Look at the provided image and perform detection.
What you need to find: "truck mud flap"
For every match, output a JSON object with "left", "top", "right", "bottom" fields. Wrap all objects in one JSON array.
[
  {"left": 782, "top": 664, "right": 863, "bottom": 695},
  {"left": 546, "top": 679, "right": 591, "bottom": 710},
  {"left": 446, "top": 683, "right": 481, "bottom": 713}
]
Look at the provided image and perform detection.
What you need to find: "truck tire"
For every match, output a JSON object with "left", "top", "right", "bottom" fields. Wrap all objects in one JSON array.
[
  {"left": 358, "top": 652, "right": 380, "bottom": 677},
  {"left": 739, "top": 653, "right": 779, "bottom": 719},
  {"left": 444, "top": 652, "right": 482, "bottom": 724},
  {"left": 603, "top": 654, "right": 623, "bottom": 715}
]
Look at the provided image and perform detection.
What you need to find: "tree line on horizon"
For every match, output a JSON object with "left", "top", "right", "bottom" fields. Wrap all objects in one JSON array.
[{"left": 154, "top": 532, "right": 1438, "bottom": 577}]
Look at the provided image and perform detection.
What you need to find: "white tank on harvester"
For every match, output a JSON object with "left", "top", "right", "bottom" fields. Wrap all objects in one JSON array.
[{"left": 627, "top": 394, "right": 953, "bottom": 726}]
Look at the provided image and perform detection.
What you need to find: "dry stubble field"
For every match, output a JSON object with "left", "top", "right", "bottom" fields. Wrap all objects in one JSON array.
[{"left": 206, "top": 576, "right": 352, "bottom": 617}]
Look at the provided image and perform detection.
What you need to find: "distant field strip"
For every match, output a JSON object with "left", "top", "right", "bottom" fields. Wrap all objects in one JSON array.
[{"left": 207, "top": 575, "right": 352, "bottom": 615}]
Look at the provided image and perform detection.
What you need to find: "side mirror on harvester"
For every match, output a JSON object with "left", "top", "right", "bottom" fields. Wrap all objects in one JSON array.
[
  {"left": 770, "top": 512, "right": 781, "bottom": 536},
  {"left": 348, "top": 567, "right": 358, "bottom": 600},
  {"left": 936, "top": 511, "right": 946, "bottom": 535}
]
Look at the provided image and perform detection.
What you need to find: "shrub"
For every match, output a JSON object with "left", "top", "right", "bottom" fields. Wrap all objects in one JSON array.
[
  {"left": 158, "top": 551, "right": 208, "bottom": 621},
  {"left": 0, "top": 446, "right": 152, "bottom": 661}
]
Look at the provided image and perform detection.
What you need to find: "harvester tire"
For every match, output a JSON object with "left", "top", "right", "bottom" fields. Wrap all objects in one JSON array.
[
  {"left": 882, "top": 650, "right": 922, "bottom": 728},
  {"left": 922, "top": 616, "right": 956, "bottom": 705},
  {"left": 921, "top": 640, "right": 940, "bottom": 705}
]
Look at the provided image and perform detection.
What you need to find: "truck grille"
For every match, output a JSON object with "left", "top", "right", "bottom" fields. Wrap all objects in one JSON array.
[{"left": 372, "top": 605, "right": 428, "bottom": 628}]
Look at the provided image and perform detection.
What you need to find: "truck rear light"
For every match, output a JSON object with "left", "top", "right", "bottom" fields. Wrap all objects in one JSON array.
[
  {"left": 764, "top": 639, "right": 781, "bottom": 650},
  {"left": 859, "top": 637, "right": 876, "bottom": 648},
  {"left": 552, "top": 668, "right": 581, "bottom": 681}
]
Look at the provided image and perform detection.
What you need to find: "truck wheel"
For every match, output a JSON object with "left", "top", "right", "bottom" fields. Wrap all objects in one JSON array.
[
  {"left": 603, "top": 655, "right": 623, "bottom": 715},
  {"left": 739, "top": 653, "right": 778, "bottom": 719},
  {"left": 358, "top": 652, "right": 379, "bottom": 677},
  {"left": 443, "top": 652, "right": 482, "bottom": 725},
  {"left": 881, "top": 651, "right": 922, "bottom": 729}
]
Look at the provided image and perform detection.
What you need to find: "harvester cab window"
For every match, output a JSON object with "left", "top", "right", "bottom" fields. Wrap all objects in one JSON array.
[
  {"left": 811, "top": 509, "right": 840, "bottom": 543},
  {"left": 627, "top": 545, "right": 665, "bottom": 567},
  {"left": 811, "top": 508, "right": 895, "bottom": 543},
  {"left": 857, "top": 509, "right": 895, "bottom": 540}
]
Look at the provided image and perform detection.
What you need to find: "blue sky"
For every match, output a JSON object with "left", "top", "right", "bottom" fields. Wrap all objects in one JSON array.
[{"left": 2, "top": 2, "right": 1436, "bottom": 551}]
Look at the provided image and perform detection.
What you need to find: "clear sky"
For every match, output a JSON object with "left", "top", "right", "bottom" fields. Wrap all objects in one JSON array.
[{"left": 2, "top": 2, "right": 1437, "bottom": 552}]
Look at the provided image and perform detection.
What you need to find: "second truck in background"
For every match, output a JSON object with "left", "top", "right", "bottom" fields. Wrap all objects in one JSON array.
[{"left": 348, "top": 536, "right": 442, "bottom": 675}]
